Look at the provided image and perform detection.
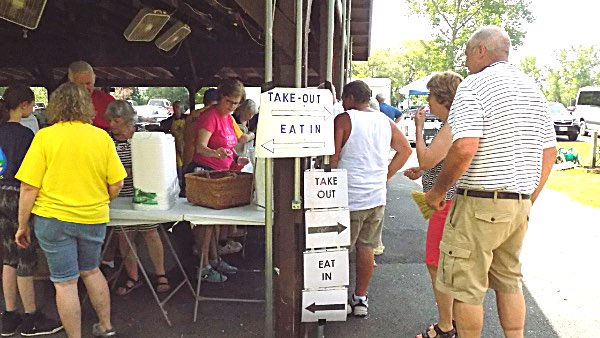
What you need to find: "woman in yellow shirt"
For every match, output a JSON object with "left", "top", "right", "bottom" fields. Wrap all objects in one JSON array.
[{"left": 15, "top": 82, "right": 127, "bottom": 338}]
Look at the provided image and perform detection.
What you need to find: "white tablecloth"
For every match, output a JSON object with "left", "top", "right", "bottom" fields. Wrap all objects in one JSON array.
[{"left": 108, "top": 197, "right": 265, "bottom": 226}]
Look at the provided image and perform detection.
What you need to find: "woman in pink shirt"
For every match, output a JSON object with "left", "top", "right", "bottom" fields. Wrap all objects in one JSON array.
[{"left": 186, "top": 78, "right": 249, "bottom": 283}]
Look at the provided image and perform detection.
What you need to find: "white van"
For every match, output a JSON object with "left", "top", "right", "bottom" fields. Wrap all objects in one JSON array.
[{"left": 574, "top": 87, "right": 600, "bottom": 136}]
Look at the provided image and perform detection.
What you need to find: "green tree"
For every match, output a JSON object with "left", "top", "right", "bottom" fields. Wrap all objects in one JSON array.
[
  {"left": 352, "top": 41, "right": 446, "bottom": 105},
  {"left": 32, "top": 87, "right": 48, "bottom": 103},
  {"left": 406, "top": 0, "right": 534, "bottom": 71},
  {"left": 145, "top": 87, "right": 190, "bottom": 105},
  {"left": 129, "top": 87, "right": 147, "bottom": 105},
  {"left": 544, "top": 45, "right": 600, "bottom": 105},
  {"left": 518, "top": 56, "right": 543, "bottom": 89}
]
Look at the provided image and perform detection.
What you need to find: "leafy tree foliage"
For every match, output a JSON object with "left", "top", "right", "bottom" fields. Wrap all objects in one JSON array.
[
  {"left": 352, "top": 41, "right": 446, "bottom": 104},
  {"left": 146, "top": 87, "right": 190, "bottom": 106},
  {"left": 543, "top": 45, "right": 600, "bottom": 105},
  {"left": 518, "top": 56, "right": 542, "bottom": 89},
  {"left": 406, "top": 0, "right": 534, "bottom": 70}
]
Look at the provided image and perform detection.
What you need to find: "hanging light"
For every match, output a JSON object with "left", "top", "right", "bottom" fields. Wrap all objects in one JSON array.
[
  {"left": 124, "top": 8, "right": 170, "bottom": 42},
  {"left": 155, "top": 21, "right": 191, "bottom": 51},
  {"left": 0, "top": 0, "right": 47, "bottom": 30}
]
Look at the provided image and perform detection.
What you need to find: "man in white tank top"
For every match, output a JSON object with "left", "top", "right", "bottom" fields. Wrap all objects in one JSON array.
[{"left": 331, "top": 80, "right": 412, "bottom": 317}]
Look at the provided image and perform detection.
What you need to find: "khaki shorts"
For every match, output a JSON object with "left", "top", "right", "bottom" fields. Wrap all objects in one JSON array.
[
  {"left": 435, "top": 193, "right": 531, "bottom": 304},
  {"left": 350, "top": 206, "right": 385, "bottom": 249}
]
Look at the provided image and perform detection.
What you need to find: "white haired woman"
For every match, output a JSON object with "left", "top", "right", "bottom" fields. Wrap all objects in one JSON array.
[{"left": 103, "top": 100, "right": 170, "bottom": 296}]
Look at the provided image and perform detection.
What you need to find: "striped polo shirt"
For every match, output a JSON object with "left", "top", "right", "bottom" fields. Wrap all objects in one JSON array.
[{"left": 448, "top": 61, "right": 556, "bottom": 194}]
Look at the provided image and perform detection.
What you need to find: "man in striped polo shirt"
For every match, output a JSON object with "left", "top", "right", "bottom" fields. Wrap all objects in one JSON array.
[{"left": 425, "top": 26, "right": 557, "bottom": 338}]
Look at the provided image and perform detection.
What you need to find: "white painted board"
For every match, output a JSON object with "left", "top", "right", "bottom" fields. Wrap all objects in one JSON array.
[
  {"left": 305, "top": 209, "right": 351, "bottom": 249},
  {"left": 255, "top": 88, "right": 334, "bottom": 158},
  {"left": 303, "top": 169, "right": 348, "bottom": 209},
  {"left": 301, "top": 288, "right": 348, "bottom": 322},
  {"left": 303, "top": 249, "right": 349, "bottom": 289}
]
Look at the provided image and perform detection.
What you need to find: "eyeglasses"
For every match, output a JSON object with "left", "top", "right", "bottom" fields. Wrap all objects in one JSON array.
[{"left": 224, "top": 97, "right": 241, "bottom": 106}]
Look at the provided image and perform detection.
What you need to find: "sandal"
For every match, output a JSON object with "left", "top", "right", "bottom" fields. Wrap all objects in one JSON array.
[
  {"left": 116, "top": 277, "right": 143, "bottom": 296},
  {"left": 416, "top": 323, "right": 457, "bottom": 338},
  {"left": 156, "top": 274, "right": 170, "bottom": 293}
]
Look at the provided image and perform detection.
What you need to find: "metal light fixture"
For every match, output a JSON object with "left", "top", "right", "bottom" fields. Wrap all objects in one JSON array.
[
  {"left": 124, "top": 8, "right": 170, "bottom": 42},
  {"left": 155, "top": 21, "right": 191, "bottom": 51},
  {"left": 0, "top": 0, "right": 47, "bottom": 30}
]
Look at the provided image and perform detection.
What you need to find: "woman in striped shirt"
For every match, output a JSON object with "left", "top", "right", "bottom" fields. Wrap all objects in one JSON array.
[
  {"left": 104, "top": 100, "right": 170, "bottom": 296},
  {"left": 404, "top": 71, "right": 463, "bottom": 338}
]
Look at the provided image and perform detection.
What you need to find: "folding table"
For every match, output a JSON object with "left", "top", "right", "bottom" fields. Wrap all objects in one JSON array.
[
  {"left": 177, "top": 202, "right": 266, "bottom": 322},
  {"left": 108, "top": 198, "right": 196, "bottom": 327},
  {"left": 108, "top": 198, "right": 267, "bottom": 325}
]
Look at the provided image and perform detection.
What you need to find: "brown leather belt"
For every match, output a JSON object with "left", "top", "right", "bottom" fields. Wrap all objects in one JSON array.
[{"left": 456, "top": 188, "right": 530, "bottom": 200}]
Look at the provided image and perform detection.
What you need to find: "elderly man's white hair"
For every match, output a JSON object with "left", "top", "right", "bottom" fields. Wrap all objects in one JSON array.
[
  {"left": 67, "top": 61, "right": 95, "bottom": 82},
  {"left": 468, "top": 26, "right": 511, "bottom": 58},
  {"left": 375, "top": 93, "right": 386, "bottom": 102}
]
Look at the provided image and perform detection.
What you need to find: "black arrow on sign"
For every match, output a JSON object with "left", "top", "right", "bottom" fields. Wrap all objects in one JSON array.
[
  {"left": 305, "top": 303, "right": 346, "bottom": 313},
  {"left": 307, "top": 223, "right": 347, "bottom": 234}
]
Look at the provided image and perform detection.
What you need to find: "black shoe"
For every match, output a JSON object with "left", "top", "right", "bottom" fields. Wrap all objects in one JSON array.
[
  {"left": 1, "top": 311, "right": 23, "bottom": 337},
  {"left": 20, "top": 312, "right": 63, "bottom": 337}
]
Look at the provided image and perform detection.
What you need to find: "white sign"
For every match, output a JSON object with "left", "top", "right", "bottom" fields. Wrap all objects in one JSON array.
[
  {"left": 303, "top": 169, "right": 348, "bottom": 209},
  {"left": 303, "top": 249, "right": 349, "bottom": 289},
  {"left": 255, "top": 88, "right": 334, "bottom": 158},
  {"left": 301, "top": 288, "right": 348, "bottom": 322},
  {"left": 305, "top": 209, "right": 351, "bottom": 249}
]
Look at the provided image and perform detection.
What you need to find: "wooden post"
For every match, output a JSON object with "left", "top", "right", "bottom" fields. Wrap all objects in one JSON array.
[{"left": 591, "top": 131, "right": 598, "bottom": 168}]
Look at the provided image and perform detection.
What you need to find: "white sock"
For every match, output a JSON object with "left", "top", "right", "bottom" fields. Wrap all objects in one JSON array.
[{"left": 353, "top": 293, "right": 367, "bottom": 301}]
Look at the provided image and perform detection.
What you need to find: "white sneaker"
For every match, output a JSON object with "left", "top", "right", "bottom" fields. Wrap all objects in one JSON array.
[
  {"left": 374, "top": 245, "right": 385, "bottom": 256},
  {"left": 349, "top": 294, "right": 368, "bottom": 317},
  {"left": 218, "top": 240, "right": 242, "bottom": 255}
]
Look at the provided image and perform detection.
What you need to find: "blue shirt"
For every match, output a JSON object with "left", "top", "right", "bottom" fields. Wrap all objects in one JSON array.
[{"left": 379, "top": 102, "right": 402, "bottom": 120}]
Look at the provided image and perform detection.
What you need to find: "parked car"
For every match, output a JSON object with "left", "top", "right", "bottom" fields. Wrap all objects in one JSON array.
[
  {"left": 135, "top": 98, "right": 172, "bottom": 123},
  {"left": 148, "top": 98, "right": 173, "bottom": 113},
  {"left": 396, "top": 106, "right": 441, "bottom": 146},
  {"left": 549, "top": 102, "right": 579, "bottom": 141},
  {"left": 573, "top": 87, "right": 600, "bottom": 136}
]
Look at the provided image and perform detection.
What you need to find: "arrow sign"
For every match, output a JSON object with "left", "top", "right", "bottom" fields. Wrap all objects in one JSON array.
[
  {"left": 271, "top": 107, "right": 333, "bottom": 120},
  {"left": 307, "top": 222, "right": 347, "bottom": 235},
  {"left": 305, "top": 208, "right": 351, "bottom": 249},
  {"left": 261, "top": 139, "right": 325, "bottom": 153},
  {"left": 302, "top": 288, "right": 348, "bottom": 322},
  {"left": 255, "top": 88, "right": 334, "bottom": 158},
  {"left": 305, "top": 302, "right": 346, "bottom": 313}
]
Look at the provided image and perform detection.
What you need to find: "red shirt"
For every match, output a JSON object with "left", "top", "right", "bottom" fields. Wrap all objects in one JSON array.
[
  {"left": 91, "top": 89, "right": 115, "bottom": 130},
  {"left": 192, "top": 106, "right": 238, "bottom": 170}
]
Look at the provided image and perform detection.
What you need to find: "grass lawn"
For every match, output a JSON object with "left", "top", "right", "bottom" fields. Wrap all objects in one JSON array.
[{"left": 546, "top": 141, "right": 600, "bottom": 208}]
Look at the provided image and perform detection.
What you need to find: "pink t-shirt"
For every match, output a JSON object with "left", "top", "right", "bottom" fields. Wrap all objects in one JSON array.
[{"left": 192, "top": 106, "right": 238, "bottom": 170}]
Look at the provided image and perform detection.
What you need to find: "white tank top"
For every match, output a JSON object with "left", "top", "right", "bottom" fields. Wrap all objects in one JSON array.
[{"left": 338, "top": 109, "right": 391, "bottom": 211}]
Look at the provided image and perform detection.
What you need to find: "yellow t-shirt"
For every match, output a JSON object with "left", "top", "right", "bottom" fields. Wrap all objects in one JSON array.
[
  {"left": 232, "top": 117, "right": 243, "bottom": 139},
  {"left": 16, "top": 121, "right": 127, "bottom": 224}
]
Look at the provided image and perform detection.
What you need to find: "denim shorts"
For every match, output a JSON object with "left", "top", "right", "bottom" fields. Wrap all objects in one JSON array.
[{"left": 34, "top": 215, "right": 106, "bottom": 283}]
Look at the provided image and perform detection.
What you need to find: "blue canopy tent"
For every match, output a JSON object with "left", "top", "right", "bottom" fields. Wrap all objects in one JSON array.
[{"left": 398, "top": 74, "right": 433, "bottom": 108}]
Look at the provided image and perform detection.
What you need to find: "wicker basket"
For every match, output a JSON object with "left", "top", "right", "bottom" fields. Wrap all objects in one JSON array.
[{"left": 185, "top": 171, "right": 253, "bottom": 209}]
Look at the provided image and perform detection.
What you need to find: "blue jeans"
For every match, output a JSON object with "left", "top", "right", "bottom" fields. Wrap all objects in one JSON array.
[{"left": 34, "top": 215, "right": 106, "bottom": 283}]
